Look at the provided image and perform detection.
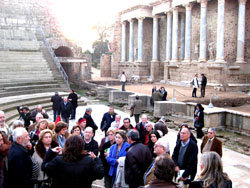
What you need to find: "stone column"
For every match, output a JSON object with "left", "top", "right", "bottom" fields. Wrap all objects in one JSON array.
[
  {"left": 165, "top": 11, "right": 172, "bottom": 62},
  {"left": 152, "top": 16, "right": 159, "bottom": 61},
  {"left": 129, "top": 19, "right": 134, "bottom": 62},
  {"left": 121, "top": 21, "right": 126, "bottom": 62},
  {"left": 184, "top": 3, "right": 193, "bottom": 62},
  {"left": 171, "top": 7, "right": 178, "bottom": 63},
  {"left": 180, "top": 13, "right": 185, "bottom": 60},
  {"left": 137, "top": 17, "right": 144, "bottom": 62},
  {"left": 199, "top": 0, "right": 207, "bottom": 62},
  {"left": 236, "top": 0, "right": 247, "bottom": 63},
  {"left": 215, "top": 0, "right": 225, "bottom": 63}
]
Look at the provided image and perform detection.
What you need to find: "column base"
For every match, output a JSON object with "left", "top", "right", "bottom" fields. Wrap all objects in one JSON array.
[
  {"left": 183, "top": 59, "right": 191, "bottom": 63},
  {"left": 235, "top": 59, "right": 246, "bottom": 64},
  {"left": 215, "top": 59, "right": 226, "bottom": 63},
  {"left": 170, "top": 59, "right": 178, "bottom": 63},
  {"left": 198, "top": 58, "right": 206, "bottom": 62},
  {"left": 136, "top": 59, "right": 144, "bottom": 63}
]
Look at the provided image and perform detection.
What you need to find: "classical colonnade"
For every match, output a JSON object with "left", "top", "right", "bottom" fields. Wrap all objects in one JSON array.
[{"left": 121, "top": 0, "right": 247, "bottom": 64}]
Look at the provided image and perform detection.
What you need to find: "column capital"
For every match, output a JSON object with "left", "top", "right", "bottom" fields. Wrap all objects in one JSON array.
[
  {"left": 218, "top": 0, "right": 225, "bottom": 3},
  {"left": 153, "top": 15, "right": 160, "bottom": 19},
  {"left": 184, "top": 3, "right": 193, "bottom": 10},
  {"left": 238, "top": 0, "right": 247, "bottom": 4},
  {"left": 121, "top": 21, "right": 127, "bottom": 25},
  {"left": 128, "top": 19, "right": 135, "bottom": 23},
  {"left": 137, "top": 17, "right": 145, "bottom": 22},
  {"left": 200, "top": 0, "right": 208, "bottom": 7},
  {"left": 172, "top": 6, "right": 179, "bottom": 12}
]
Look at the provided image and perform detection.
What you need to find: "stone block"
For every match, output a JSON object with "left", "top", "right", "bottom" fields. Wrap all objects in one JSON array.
[
  {"left": 153, "top": 101, "right": 187, "bottom": 117},
  {"left": 109, "top": 90, "right": 134, "bottom": 104},
  {"left": 128, "top": 94, "right": 151, "bottom": 109}
]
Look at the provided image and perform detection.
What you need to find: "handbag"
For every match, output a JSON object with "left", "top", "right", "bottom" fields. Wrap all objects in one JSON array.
[
  {"left": 31, "top": 158, "right": 39, "bottom": 181},
  {"left": 194, "top": 118, "right": 201, "bottom": 128}
]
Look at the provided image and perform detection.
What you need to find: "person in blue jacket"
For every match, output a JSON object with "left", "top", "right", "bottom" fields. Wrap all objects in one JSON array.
[{"left": 107, "top": 130, "right": 130, "bottom": 185}]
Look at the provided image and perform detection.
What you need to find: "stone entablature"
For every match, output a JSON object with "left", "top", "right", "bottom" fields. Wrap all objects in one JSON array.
[{"left": 120, "top": 5, "right": 153, "bottom": 22}]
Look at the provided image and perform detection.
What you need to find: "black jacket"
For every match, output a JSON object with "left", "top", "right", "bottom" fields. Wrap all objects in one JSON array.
[
  {"left": 51, "top": 94, "right": 62, "bottom": 111},
  {"left": 172, "top": 139, "right": 198, "bottom": 181},
  {"left": 17, "top": 106, "right": 32, "bottom": 128},
  {"left": 194, "top": 109, "right": 204, "bottom": 128},
  {"left": 8, "top": 142, "right": 34, "bottom": 188},
  {"left": 99, "top": 141, "right": 116, "bottom": 174},
  {"left": 68, "top": 93, "right": 78, "bottom": 108},
  {"left": 42, "top": 149, "right": 104, "bottom": 188},
  {"left": 190, "top": 179, "right": 232, "bottom": 188},
  {"left": 84, "top": 113, "right": 98, "bottom": 131},
  {"left": 84, "top": 139, "right": 99, "bottom": 156},
  {"left": 59, "top": 101, "right": 73, "bottom": 118},
  {"left": 201, "top": 75, "right": 207, "bottom": 86},
  {"left": 125, "top": 142, "right": 152, "bottom": 188},
  {"left": 100, "top": 112, "right": 116, "bottom": 132}
]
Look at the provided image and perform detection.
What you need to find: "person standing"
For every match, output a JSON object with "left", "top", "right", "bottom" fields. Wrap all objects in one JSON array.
[
  {"left": 100, "top": 106, "right": 117, "bottom": 133},
  {"left": 17, "top": 106, "right": 32, "bottom": 130},
  {"left": 191, "top": 74, "right": 199, "bottom": 98},
  {"left": 172, "top": 127, "right": 198, "bottom": 188},
  {"left": 8, "top": 127, "right": 34, "bottom": 188},
  {"left": 83, "top": 107, "right": 98, "bottom": 134},
  {"left": 125, "top": 130, "right": 152, "bottom": 188},
  {"left": 59, "top": 97, "right": 73, "bottom": 123},
  {"left": 68, "top": 89, "right": 78, "bottom": 120},
  {"left": 120, "top": 72, "right": 127, "bottom": 91},
  {"left": 0, "top": 111, "right": 10, "bottom": 137},
  {"left": 200, "top": 74, "right": 207, "bottom": 97},
  {"left": 51, "top": 91, "right": 62, "bottom": 122},
  {"left": 194, "top": 103, "right": 204, "bottom": 139},
  {"left": 131, "top": 95, "right": 142, "bottom": 124},
  {"left": 201, "top": 128, "right": 222, "bottom": 157}
]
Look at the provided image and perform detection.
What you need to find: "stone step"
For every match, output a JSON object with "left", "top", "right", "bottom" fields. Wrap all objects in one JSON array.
[
  {"left": 0, "top": 51, "right": 43, "bottom": 55},
  {"left": 3, "top": 83, "right": 60, "bottom": 92},
  {"left": 0, "top": 81, "right": 61, "bottom": 87},
  {"left": 0, "top": 78, "right": 61, "bottom": 83},
  {"left": 0, "top": 67, "right": 50, "bottom": 71},
  {"left": 0, "top": 58, "right": 47, "bottom": 61},
  {"left": 0, "top": 70, "right": 52, "bottom": 75},
  {"left": 0, "top": 74, "right": 54, "bottom": 79}
]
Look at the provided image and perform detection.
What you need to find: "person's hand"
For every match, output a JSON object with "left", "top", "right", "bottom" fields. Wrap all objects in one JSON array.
[
  {"left": 104, "top": 152, "right": 108, "bottom": 157},
  {"left": 175, "top": 166, "right": 180, "bottom": 172},
  {"left": 88, "top": 152, "right": 96, "bottom": 159},
  {"left": 51, "top": 147, "right": 62, "bottom": 153},
  {"left": 180, "top": 177, "right": 186, "bottom": 181},
  {"left": 116, "top": 160, "right": 119, "bottom": 164}
]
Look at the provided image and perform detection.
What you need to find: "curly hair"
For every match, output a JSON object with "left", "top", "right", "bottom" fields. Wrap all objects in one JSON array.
[
  {"left": 71, "top": 125, "right": 81, "bottom": 134},
  {"left": 154, "top": 155, "right": 175, "bottom": 182},
  {"left": 62, "top": 135, "right": 85, "bottom": 162}
]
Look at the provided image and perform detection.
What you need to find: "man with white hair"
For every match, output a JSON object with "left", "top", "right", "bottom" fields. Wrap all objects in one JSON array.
[
  {"left": 83, "top": 107, "right": 98, "bottom": 133},
  {"left": 201, "top": 128, "right": 222, "bottom": 157},
  {"left": 143, "top": 137, "right": 171, "bottom": 185},
  {"left": 136, "top": 114, "right": 148, "bottom": 144},
  {"left": 59, "top": 97, "right": 73, "bottom": 123},
  {"left": 8, "top": 127, "right": 34, "bottom": 188},
  {"left": 110, "top": 114, "right": 121, "bottom": 129},
  {"left": 28, "top": 113, "right": 43, "bottom": 132},
  {"left": 30, "top": 105, "right": 49, "bottom": 122},
  {"left": 0, "top": 111, "right": 10, "bottom": 137}
]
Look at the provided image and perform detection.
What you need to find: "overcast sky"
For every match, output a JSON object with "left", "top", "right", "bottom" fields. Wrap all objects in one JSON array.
[{"left": 50, "top": 0, "right": 155, "bottom": 51}]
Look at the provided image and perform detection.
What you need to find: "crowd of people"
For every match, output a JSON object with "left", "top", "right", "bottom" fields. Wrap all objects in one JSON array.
[{"left": 0, "top": 88, "right": 232, "bottom": 188}]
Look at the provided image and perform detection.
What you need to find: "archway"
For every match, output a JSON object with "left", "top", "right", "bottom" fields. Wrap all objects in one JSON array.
[{"left": 54, "top": 46, "right": 74, "bottom": 57}]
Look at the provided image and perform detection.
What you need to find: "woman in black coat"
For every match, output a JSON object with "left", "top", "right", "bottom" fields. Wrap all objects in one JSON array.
[
  {"left": 42, "top": 135, "right": 104, "bottom": 188},
  {"left": 193, "top": 103, "right": 204, "bottom": 139}
]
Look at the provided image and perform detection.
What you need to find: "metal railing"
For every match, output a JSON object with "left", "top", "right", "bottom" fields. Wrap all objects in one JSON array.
[{"left": 36, "top": 26, "right": 69, "bottom": 89}]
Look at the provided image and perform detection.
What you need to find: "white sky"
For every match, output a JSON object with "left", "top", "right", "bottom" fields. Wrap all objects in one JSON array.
[{"left": 50, "top": 0, "right": 155, "bottom": 51}]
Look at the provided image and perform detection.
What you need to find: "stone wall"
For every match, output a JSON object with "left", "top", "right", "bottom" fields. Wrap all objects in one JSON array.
[{"left": 100, "top": 54, "right": 111, "bottom": 77}]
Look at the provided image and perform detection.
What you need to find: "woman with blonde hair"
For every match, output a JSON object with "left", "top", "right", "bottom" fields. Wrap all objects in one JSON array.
[
  {"left": 30, "top": 119, "right": 49, "bottom": 145},
  {"left": 32, "top": 129, "right": 58, "bottom": 187},
  {"left": 190, "top": 152, "right": 232, "bottom": 188}
]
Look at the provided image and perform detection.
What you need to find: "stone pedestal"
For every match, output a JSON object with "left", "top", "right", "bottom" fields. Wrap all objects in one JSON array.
[
  {"left": 100, "top": 54, "right": 111, "bottom": 77},
  {"left": 150, "top": 60, "right": 160, "bottom": 81}
]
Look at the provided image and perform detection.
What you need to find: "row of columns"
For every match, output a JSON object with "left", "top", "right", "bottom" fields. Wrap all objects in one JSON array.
[{"left": 121, "top": 0, "right": 247, "bottom": 63}]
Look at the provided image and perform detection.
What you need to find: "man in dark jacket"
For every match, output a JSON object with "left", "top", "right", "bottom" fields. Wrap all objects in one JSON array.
[
  {"left": 68, "top": 89, "right": 78, "bottom": 120},
  {"left": 200, "top": 73, "right": 207, "bottom": 97},
  {"left": 172, "top": 127, "right": 198, "bottom": 186},
  {"left": 125, "top": 130, "right": 152, "bottom": 188},
  {"left": 136, "top": 114, "right": 148, "bottom": 144},
  {"left": 8, "top": 127, "right": 34, "bottom": 188},
  {"left": 30, "top": 105, "right": 49, "bottom": 122},
  {"left": 100, "top": 106, "right": 117, "bottom": 133},
  {"left": 83, "top": 127, "right": 99, "bottom": 156},
  {"left": 83, "top": 107, "right": 98, "bottom": 133},
  {"left": 51, "top": 91, "right": 62, "bottom": 122},
  {"left": 17, "top": 106, "right": 32, "bottom": 129},
  {"left": 59, "top": 97, "right": 73, "bottom": 123}
]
